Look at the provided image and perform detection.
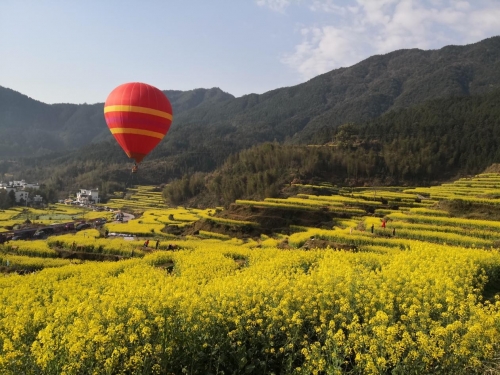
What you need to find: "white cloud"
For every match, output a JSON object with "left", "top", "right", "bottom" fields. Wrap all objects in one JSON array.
[
  {"left": 282, "top": 26, "right": 367, "bottom": 77},
  {"left": 455, "top": 1, "right": 471, "bottom": 11},
  {"left": 256, "top": 0, "right": 292, "bottom": 12},
  {"left": 281, "top": 0, "right": 500, "bottom": 79},
  {"left": 309, "top": 1, "right": 347, "bottom": 15},
  {"left": 467, "top": 7, "right": 500, "bottom": 39}
]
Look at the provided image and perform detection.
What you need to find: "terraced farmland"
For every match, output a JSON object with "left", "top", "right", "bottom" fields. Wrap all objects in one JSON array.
[
  {"left": 2, "top": 174, "right": 500, "bottom": 373},
  {"left": 0, "top": 204, "right": 114, "bottom": 233},
  {"left": 105, "top": 185, "right": 166, "bottom": 211}
]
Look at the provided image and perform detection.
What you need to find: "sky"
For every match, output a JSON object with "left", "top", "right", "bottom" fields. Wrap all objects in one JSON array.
[{"left": 1, "top": 0, "right": 500, "bottom": 104}]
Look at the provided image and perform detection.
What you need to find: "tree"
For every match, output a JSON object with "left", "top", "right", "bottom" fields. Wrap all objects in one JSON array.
[
  {"left": 0, "top": 190, "right": 11, "bottom": 209},
  {"left": 8, "top": 190, "right": 16, "bottom": 206}
]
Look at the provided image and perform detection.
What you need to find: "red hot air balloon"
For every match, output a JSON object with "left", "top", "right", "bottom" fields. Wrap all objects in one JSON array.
[{"left": 104, "top": 82, "right": 173, "bottom": 172}]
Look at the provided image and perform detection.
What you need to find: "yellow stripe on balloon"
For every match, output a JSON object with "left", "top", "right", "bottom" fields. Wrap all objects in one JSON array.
[
  {"left": 110, "top": 127, "right": 165, "bottom": 139},
  {"left": 104, "top": 105, "right": 173, "bottom": 120}
]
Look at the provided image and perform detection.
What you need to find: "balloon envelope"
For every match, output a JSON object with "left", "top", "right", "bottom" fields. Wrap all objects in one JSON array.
[{"left": 104, "top": 82, "right": 173, "bottom": 164}]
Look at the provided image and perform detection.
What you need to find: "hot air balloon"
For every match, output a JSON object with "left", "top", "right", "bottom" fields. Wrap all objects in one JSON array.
[{"left": 104, "top": 82, "right": 173, "bottom": 173}]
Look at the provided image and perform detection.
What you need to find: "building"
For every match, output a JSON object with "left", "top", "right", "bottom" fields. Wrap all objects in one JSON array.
[
  {"left": 14, "top": 191, "right": 29, "bottom": 204},
  {"left": 0, "top": 180, "right": 39, "bottom": 190},
  {"left": 0, "top": 179, "right": 39, "bottom": 204},
  {"left": 76, "top": 188, "right": 99, "bottom": 204}
]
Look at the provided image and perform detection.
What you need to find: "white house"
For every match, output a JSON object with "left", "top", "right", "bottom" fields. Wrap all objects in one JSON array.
[
  {"left": 23, "top": 182, "right": 40, "bottom": 190},
  {"left": 0, "top": 180, "right": 39, "bottom": 190},
  {"left": 0, "top": 179, "right": 41, "bottom": 204},
  {"left": 76, "top": 188, "right": 99, "bottom": 204},
  {"left": 14, "top": 191, "right": 29, "bottom": 204}
]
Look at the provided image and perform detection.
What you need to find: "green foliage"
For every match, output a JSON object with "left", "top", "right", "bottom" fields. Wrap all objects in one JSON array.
[
  {"left": 0, "top": 86, "right": 234, "bottom": 159},
  {"left": 0, "top": 190, "right": 13, "bottom": 209},
  {"left": 163, "top": 77, "right": 500, "bottom": 207},
  {"left": 4, "top": 37, "right": 500, "bottom": 198},
  {"left": 163, "top": 172, "right": 206, "bottom": 205}
]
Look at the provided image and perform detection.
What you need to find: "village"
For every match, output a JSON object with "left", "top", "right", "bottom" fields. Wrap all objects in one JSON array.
[
  {"left": 0, "top": 179, "right": 42, "bottom": 205},
  {"left": 0, "top": 179, "right": 128, "bottom": 243},
  {"left": 0, "top": 179, "right": 107, "bottom": 209}
]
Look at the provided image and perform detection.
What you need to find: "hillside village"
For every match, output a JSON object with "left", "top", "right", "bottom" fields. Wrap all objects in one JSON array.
[
  {"left": 0, "top": 180, "right": 101, "bottom": 208},
  {"left": 0, "top": 180, "right": 41, "bottom": 204}
]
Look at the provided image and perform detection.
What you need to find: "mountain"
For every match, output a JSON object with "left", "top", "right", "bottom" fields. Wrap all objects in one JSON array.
[
  {"left": 163, "top": 87, "right": 500, "bottom": 207},
  {"left": 0, "top": 86, "right": 234, "bottom": 158},
  {"left": 165, "top": 36, "right": 500, "bottom": 148},
  {"left": 125, "top": 36, "right": 500, "bottom": 176},
  {"left": 2, "top": 36, "right": 500, "bottom": 192}
]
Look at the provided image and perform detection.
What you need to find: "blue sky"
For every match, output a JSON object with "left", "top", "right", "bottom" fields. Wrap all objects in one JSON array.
[{"left": 1, "top": 0, "right": 499, "bottom": 104}]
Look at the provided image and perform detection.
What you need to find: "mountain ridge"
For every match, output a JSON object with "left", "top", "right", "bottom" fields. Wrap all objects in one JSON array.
[
  {"left": 0, "top": 86, "right": 234, "bottom": 157},
  {"left": 2, "top": 36, "right": 500, "bottom": 189}
]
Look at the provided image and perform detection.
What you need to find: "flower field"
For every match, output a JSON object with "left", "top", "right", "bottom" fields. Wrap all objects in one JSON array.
[
  {"left": 105, "top": 186, "right": 166, "bottom": 212},
  {"left": 2, "top": 174, "right": 500, "bottom": 373},
  {"left": 0, "top": 204, "right": 114, "bottom": 232},
  {"left": 1, "top": 242, "right": 500, "bottom": 374}
]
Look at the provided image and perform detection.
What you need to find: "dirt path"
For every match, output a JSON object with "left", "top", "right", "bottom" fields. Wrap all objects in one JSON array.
[{"left": 113, "top": 212, "right": 135, "bottom": 223}]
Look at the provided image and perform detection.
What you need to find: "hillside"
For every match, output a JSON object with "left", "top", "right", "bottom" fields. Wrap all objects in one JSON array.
[
  {"left": 110, "top": 35, "right": 500, "bottom": 165},
  {"left": 163, "top": 88, "right": 500, "bottom": 207},
  {"left": 1, "top": 37, "right": 500, "bottom": 163},
  {"left": 168, "top": 36, "right": 500, "bottom": 148},
  {"left": 2, "top": 37, "right": 500, "bottom": 197},
  {"left": 0, "top": 86, "right": 234, "bottom": 158},
  {"left": 5, "top": 86, "right": 500, "bottom": 202}
]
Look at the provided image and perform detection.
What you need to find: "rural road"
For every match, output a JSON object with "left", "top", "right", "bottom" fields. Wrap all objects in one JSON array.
[
  {"left": 122, "top": 212, "right": 134, "bottom": 222},
  {"left": 114, "top": 212, "right": 135, "bottom": 223}
]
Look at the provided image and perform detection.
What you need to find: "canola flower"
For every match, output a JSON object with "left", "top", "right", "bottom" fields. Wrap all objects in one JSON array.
[
  {"left": 149, "top": 207, "right": 215, "bottom": 224},
  {"left": 198, "top": 230, "right": 231, "bottom": 240},
  {"left": 0, "top": 210, "right": 19, "bottom": 221},
  {"left": 408, "top": 207, "right": 449, "bottom": 217},
  {"left": 4, "top": 177, "right": 500, "bottom": 373},
  {"left": 47, "top": 231, "right": 147, "bottom": 258},
  {"left": 404, "top": 173, "right": 500, "bottom": 201},
  {"left": 389, "top": 212, "right": 500, "bottom": 231},
  {"left": 1, "top": 241, "right": 500, "bottom": 374},
  {"left": 106, "top": 186, "right": 166, "bottom": 210},
  {"left": 197, "top": 212, "right": 259, "bottom": 227},
  {"left": 237, "top": 199, "right": 366, "bottom": 215},
  {"left": 105, "top": 220, "right": 166, "bottom": 237},
  {"left": 0, "top": 254, "right": 71, "bottom": 270},
  {"left": 2, "top": 240, "right": 58, "bottom": 258},
  {"left": 385, "top": 220, "right": 500, "bottom": 241}
]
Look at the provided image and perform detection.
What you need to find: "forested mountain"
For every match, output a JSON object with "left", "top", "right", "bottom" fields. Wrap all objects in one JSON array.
[
  {"left": 2, "top": 36, "right": 500, "bottom": 198},
  {"left": 164, "top": 88, "right": 500, "bottom": 207},
  {"left": 2, "top": 37, "right": 500, "bottom": 161},
  {"left": 9, "top": 86, "right": 500, "bottom": 206},
  {"left": 167, "top": 36, "right": 500, "bottom": 149},
  {"left": 0, "top": 86, "right": 234, "bottom": 158}
]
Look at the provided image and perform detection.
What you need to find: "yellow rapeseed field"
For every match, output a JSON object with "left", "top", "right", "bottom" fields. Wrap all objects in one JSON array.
[
  {"left": 0, "top": 242, "right": 500, "bottom": 374},
  {"left": 3, "top": 175, "right": 500, "bottom": 374}
]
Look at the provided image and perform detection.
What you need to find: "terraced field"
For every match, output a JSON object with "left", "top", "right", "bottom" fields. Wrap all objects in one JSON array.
[
  {"left": 0, "top": 204, "right": 114, "bottom": 233},
  {"left": 2, "top": 174, "right": 500, "bottom": 374},
  {"left": 105, "top": 185, "right": 166, "bottom": 211}
]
